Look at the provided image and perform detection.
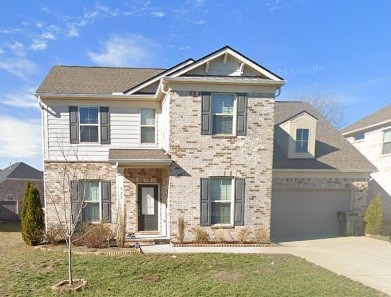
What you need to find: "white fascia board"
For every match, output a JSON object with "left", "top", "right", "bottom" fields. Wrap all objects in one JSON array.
[
  {"left": 342, "top": 119, "right": 391, "bottom": 136},
  {"left": 125, "top": 59, "right": 195, "bottom": 95},
  {"left": 170, "top": 48, "right": 283, "bottom": 81},
  {"left": 36, "top": 93, "right": 156, "bottom": 100},
  {"left": 109, "top": 159, "right": 172, "bottom": 166},
  {"left": 163, "top": 76, "right": 286, "bottom": 87}
]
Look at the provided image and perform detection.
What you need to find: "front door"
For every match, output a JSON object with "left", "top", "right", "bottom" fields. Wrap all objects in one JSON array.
[{"left": 138, "top": 185, "right": 158, "bottom": 231}]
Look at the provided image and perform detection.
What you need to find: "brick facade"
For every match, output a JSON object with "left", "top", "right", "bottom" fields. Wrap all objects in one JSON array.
[{"left": 167, "top": 91, "right": 275, "bottom": 242}]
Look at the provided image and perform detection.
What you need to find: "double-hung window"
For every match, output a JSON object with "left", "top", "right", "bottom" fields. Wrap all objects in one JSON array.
[
  {"left": 212, "top": 94, "right": 234, "bottom": 134},
  {"left": 79, "top": 107, "right": 99, "bottom": 142},
  {"left": 200, "top": 177, "right": 245, "bottom": 226},
  {"left": 211, "top": 178, "right": 232, "bottom": 224},
  {"left": 382, "top": 128, "right": 391, "bottom": 155},
  {"left": 80, "top": 181, "right": 100, "bottom": 222},
  {"left": 140, "top": 108, "right": 156, "bottom": 144},
  {"left": 201, "top": 93, "right": 247, "bottom": 136},
  {"left": 295, "top": 128, "right": 309, "bottom": 153}
]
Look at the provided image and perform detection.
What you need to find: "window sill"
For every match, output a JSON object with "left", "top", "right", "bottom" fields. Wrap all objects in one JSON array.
[
  {"left": 210, "top": 224, "right": 235, "bottom": 229},
  {"left": 211, "top": 134, "right": 237, "bottom": 139}
]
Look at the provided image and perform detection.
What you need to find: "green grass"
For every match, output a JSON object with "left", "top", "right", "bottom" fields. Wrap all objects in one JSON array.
[{"left": 0, "top": 221, "right": 385, "bottom": 297}]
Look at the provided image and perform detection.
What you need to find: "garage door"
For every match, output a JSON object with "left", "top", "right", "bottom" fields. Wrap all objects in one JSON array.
[
  {"left": 271, "top": 190, "right": 351, "bottom": 241},
  {"left": 0, "top": 201, "right": 20, "bottom": 220}
]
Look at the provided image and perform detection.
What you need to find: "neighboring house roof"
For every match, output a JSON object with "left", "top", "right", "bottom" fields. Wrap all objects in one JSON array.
[
  {"left": 273, "top": 101, "right": 376, "bottom": 172},
  {"left": 0, "top": 162, "right": 43, "bottom": 182},
  {"left": 36, "top": 66, "right": 165, "bottom": 95},
  {"left": 341, "top": 104, "right": 391, "bottom": 136}
]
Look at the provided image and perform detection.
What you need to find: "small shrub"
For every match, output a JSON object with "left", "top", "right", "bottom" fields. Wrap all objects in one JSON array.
[
  {"left": 193, "top": 227, "right": 209, "bottom": 243},
  {"left": 74, "top": 223, "right": 113, "bottom": 248},
  {"left": 215, "top": 231, "right": 226, "bottom": 243},
  {"left": 254, "top": 227, "right": 269, "bottom": 243},
  {"left": 21, "top": 181, "right": 45, "bottom": 246},
  {"left": 238, "top": 227, "right": 250, "bottom": 243},
  {"left": 45, "top": 225, "right": 66, "bottom": 245},
  {"left": 178, "top": 216, "right": 185, "bottom": 243},
  {"left": 364, "top": 195, "right": 383, "bottom": 235}
]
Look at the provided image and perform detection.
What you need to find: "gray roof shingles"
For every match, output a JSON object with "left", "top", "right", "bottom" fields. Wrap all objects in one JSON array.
[
  {"left": 0, "top": 162, "right": 43, "bottom": 182},
  {"left": 341, "top": 104, "right": 391, "bottom": 135},
  {"left": 36, "top": 65, "right": 165, "bottom": 95},
  {"left": 274, "top": 101, "right": 376, "bottom": 171},
  {"left": 108, "top": 149, "right": 171, "bottom": 161}
]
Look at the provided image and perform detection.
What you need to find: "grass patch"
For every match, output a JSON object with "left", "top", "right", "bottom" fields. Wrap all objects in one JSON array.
[{"left": 0, "top": 221, "right": 385, "bottom": 296}]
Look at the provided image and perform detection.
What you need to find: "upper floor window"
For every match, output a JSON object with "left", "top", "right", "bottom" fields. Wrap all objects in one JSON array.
[
  {"left": 212, "top": 94, "right": 234, "bottom": 134},
  {"left": 201, "top": 93, "right": 247, "bottom": 136},
  {"left": 354, "top": 133, "right": 365, "bottom": 141},
  {"left": 69, "top": 106, "right": 110, "bottom": 144},
  {"left": 80, "top": 107, "right": 99, "bottom": 143},
  {"left": 140, "top": 108, "right": 156, "bottom": 144},
  {"left": 382, "top": 128, "right": 391, "bottom": 155},
  {"left": 295, "top": 128, "right": 309, "bottom": 153}
]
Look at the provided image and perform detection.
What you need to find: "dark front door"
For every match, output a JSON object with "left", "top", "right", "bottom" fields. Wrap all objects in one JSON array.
[{"left": 138, "top": 185, "right": 158, "bottom": 231}]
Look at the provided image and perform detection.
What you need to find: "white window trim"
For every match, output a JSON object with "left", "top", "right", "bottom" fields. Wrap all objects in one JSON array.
[
  {"left": 79, "top": 106, "right": 100, "bottom": 143},
  {"left": 211, "top": 93, "right": 237, "bottom": 135},
  {"left": 80, "top": 180, "right": 101, "bottom": 223},
  {"left": 139, "top": 108, "right": 157, "bottom": 145},
  {"left": 295, "top": 128, "right": 310, "bottom": 154},
  {"left": 210, "top": 177, "right": 234, "bottom": 225},
  {"left": 381, "top": 127, "right": 391, "bottom": 156}
]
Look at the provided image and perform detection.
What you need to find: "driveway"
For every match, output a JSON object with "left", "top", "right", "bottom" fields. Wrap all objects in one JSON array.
[{"left": 279, "top": 236, "right": 391, "bottom": 295}]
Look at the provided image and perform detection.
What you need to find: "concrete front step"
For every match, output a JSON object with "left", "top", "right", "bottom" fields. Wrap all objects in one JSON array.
[{"left": 125, "top": 237, "right": 170, "bottom": 246}]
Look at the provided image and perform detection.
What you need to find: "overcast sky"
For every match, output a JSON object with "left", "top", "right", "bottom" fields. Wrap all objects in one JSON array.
[{"left": 0, "top": 0, "right": 390, "bottom": 169}]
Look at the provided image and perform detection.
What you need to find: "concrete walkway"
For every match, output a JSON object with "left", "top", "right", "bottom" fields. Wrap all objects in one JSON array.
[{"left": 141, "top": 237, "right": 391, "bottom": 295}]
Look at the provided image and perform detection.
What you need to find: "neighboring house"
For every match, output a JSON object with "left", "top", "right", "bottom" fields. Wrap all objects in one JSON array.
[
  {"left": 36, "top": 46, "right": 374, "bottom": 242},
  {"left": 342, "top": 104, "right": 391, "bottom": 234},
  {"left": 0, "top": 162, "right": 44, "bottom": 220}
]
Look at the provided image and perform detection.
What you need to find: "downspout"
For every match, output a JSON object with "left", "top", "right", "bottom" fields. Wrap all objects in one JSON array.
[{"left": 274, "top": 87, "right": 281, "bottom": 98}]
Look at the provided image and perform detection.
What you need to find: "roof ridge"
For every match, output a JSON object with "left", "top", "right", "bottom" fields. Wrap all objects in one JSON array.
[{"left": 54, "top": 65, "right": 167, "bottom": 70}]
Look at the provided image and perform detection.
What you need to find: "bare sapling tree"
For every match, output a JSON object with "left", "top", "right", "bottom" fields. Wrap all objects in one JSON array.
[
  {"left": 298, "top": 91, "right": 346, "bottom": 129},
  {"left": 44, "top": 138, "right": 86, "bottom": 285}
]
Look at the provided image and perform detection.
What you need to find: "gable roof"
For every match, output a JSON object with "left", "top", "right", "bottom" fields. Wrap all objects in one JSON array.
[
  {"left": 341, "top": 104, "right": 391, "bottom": 136},
  {"left": 274, "top": 101, "right": 376, "bottom": 172},
  {"left": 168, "top": 46, "right": 284, "bottom": 80},
  {"left": 0, "top": 162, "right": 43, "bottom": 182},
  {"left": 36, "top": 66, "right": 165, "bottom": 95}
]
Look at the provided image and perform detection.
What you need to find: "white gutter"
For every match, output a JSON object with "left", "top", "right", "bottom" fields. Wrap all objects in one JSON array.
[
  {"left": 163, "top": 76, "right": 286, "bottom": 86},
  {"left": 35, "top": 93, "right": 157, "bottom": 100},
  {"left": 109, "top": 159, "right": 172, "bottom": 165}
]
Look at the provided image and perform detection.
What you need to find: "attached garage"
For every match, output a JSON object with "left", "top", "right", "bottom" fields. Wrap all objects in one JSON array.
[
  {"left": 271, "top": 189, "right": 351, "bottom": 241},
  {"left": 0, "top": 201, "right": 21, "bottom": 220}
]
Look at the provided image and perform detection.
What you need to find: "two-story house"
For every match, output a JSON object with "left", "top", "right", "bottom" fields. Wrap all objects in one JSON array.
[
  {"left": 342, "top": 105, "right": 391, "bottom": 234},
  {"left": 36, "top": 46, "right": 375, "bottom": 242}
]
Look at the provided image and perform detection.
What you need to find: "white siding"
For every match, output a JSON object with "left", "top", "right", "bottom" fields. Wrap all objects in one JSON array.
[{"left": 44, "top": 100, "right": 162, "bottom": 161}]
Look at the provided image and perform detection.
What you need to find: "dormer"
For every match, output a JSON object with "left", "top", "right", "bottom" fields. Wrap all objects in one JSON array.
[{"left": 279, "top": 112, "right": 318, "bottom": 159}]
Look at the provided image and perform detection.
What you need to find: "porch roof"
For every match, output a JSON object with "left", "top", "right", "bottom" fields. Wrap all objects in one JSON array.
[{"left": 108, "top": 149, "right": 172, "bottom": 166}]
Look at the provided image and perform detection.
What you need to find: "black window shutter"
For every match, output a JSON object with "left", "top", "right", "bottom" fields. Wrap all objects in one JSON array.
[
  {"left": 100, "top": 107, "right": 110, "bottom": 144},
  {"left": 236, "top": 94, "right": 247, "bottom": 136},
  {"left": 234, "top": 178, "right": 245, "bottom": 226},
  {"left": 201, "top": 93, "right": 212, "bottom": 135},
  {"left": 69, "top": 106, "right": 79, "bottom": 144},
  {"left": 200, "top": 178, "right": 211, "bottom": 226},
  {"left": 101, "top": 181, "right": 111, "bottom": 222},
  {"left": 70, "top": 180, "right": 80, "bottom": 225}
]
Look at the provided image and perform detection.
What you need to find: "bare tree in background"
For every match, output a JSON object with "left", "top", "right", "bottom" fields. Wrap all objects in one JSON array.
[{"left": 299, "top": 92, "right": 346, "bottom": 129}]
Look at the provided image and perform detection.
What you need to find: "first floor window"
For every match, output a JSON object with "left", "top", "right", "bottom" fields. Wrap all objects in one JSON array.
[
  {"left": 80, "top": 107, "right": 99, "bottom": 142},
  {"left": 200, "top": 177, "right": 245, "bottom": 226},
  {"left": 80, "top": 181, "right": 100, "bottom": 222},
  {"left": 211, "top": 178, "right": 232, "bottom": 224},
  {"left": 212, "top": 94, "right": 234, "bottom": 134},
  {"left": 295, "top": 128, "right": 309, "bottom": 153},
  {"left": 140, "top": 108, "right": 156, "bottom": 143},
  {"left": 383, "top": 128, "right": 391, "bottom": 155}
]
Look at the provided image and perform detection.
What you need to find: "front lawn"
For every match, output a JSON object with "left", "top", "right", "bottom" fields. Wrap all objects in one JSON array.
[{"left": 0, "top": 221, "right": 385, "bottom": 296}]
